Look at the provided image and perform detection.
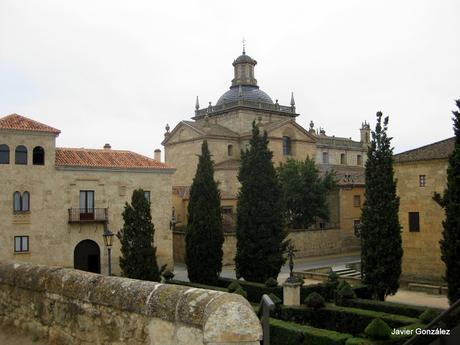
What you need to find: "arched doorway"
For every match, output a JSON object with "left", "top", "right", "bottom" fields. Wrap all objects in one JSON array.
[{"left": 74, "top": 240, "right": 101, "bottom": 273}]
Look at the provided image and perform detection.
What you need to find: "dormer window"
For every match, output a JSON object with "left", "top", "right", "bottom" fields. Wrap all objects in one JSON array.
[{"left": 15, "top": 145, "right": 27, "bottom": 165}]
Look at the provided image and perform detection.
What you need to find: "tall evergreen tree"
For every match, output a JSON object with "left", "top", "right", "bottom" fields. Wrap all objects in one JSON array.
[
  {"left": 278, "top": 157, "right": 336, "bottom": 229},
  {"left": 235, "top": 122, "right": 286, "bottom": 283},
  {"left": 185, "top": 140, "right": 224, "bottom": 284},
  {"left": 361, "top": 112, "right": 402, "bottom": 300},
  {"left": 434, "top": 100, "right": 460, "bottom": 305},
  {"left": 117, "top": 188, "right": 161, "bottom": 281}
]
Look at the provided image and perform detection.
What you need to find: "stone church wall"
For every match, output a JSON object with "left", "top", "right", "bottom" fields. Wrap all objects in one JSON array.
[{"left": 0, "top": 261, "right": 261, "bottom": 345}]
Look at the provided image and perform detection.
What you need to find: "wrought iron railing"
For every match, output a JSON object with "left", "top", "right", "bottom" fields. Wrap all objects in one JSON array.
[
  {"left": 403, "top": 297, "right": 460, "bottom": 345},
  {"left": 68, "top": 208, "right": 108, "bottom": 223}
]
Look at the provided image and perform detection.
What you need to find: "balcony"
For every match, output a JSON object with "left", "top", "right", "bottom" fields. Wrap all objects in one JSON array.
[{"left": 68, "top": 208, "right": 108, "bottom": 223}]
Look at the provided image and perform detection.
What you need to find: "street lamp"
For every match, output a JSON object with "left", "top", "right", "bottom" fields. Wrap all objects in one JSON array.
[{"left": 102, "top": 227, "right": 114, "bottom": 276}]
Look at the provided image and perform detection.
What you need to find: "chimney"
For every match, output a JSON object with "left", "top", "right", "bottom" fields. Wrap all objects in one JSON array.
[
  {"left": 154, "top": 149, "right": 161, "bottom": 161},
  {"left": 103, "top": 143, "right": 111, "bottom": 150}
]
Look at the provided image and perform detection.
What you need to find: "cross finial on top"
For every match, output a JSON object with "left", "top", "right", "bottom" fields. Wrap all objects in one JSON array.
[{"left": 242, "top": 38, "right": 246, "bottom": 54}]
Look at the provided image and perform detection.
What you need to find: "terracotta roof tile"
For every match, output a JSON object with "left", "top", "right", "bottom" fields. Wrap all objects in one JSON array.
[
  {"left": 55, "top": 148, "right": 172, "bottom": 170},
  {"left": 0, "top": 114, "right": 60, "bottom": 134},
  {"left": 394, "top": 137, "right": 455, "bottom": 163}
]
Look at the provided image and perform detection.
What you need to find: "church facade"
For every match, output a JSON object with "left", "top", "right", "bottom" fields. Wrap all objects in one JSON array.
[{"left": 163, "top": 50, "right": 370, "bottom": 261}]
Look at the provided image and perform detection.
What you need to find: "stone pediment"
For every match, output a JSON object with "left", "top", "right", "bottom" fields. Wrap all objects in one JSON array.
[
  {"left": 162, "top": 121, "right": 239, "bottom": 145},
  {"left": 241, "top": 119, "right": 316, "bottom": 143}
]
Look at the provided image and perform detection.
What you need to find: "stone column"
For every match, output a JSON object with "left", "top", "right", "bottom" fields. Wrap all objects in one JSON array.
[{"left": 283, "top": 281, "right": 302, "bottom": 306}]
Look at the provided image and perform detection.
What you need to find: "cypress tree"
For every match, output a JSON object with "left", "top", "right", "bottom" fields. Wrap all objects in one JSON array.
[
  {"left": 434, "top": 100, "right": 460, "bottom": 305},
  {"left": 185, "top": 140, "right": 224, "bottom": 284},
  {"left": 361, "top": 112, "right": 402, "bottom": 300},
  {"left": 117, "top": 188, "right": 161, "bottom": 281},
  {"left": 235, "top": 122, "right": 286, "bottom": 283}
]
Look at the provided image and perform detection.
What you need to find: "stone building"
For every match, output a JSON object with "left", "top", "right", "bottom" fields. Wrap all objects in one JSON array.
[
  {"left": 394, "top": 137, "right": 455, "bottom": 283},
  {"left": 0, "top": 114, "right": 175, "bottom": 275},
  {"left": 163, "top": 50, "right": 370, "bottom": 262}
]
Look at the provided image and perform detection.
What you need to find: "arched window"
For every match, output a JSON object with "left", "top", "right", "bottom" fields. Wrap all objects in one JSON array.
[
  {"left": 13, "top": 192, "right": 21, "bottom": 211},
  {"left": 15, "top": 145, "right": 28, "bottom": 165},
  {"left": 13, "top": 191, "right": 30, "bottom": 212},
  {"left": 0, "top": 144, "right": 9, "bottom": 164},
  {"left": 33, "top": 146, "right": 45, "bottom": 165},
  {"left": 22, "top": 192, "right": 30, "bottom": 211},
  {"left": 282, "top": 136, "right": 292, "bottom": 156},
  {"left": 228, "top": 144, "right": 233, "bottom": 156}
]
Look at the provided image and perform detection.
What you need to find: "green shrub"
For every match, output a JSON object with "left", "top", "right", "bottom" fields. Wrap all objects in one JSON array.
[
  {"left": 304, "top": 292, "right": 326, "bottom": 309},
  {"left": 345, "top": 338, "right": 373, "bottom": 345},
  {"left": 270, "top": 318, "right": 351, "bottom": 345},
  {"left": 364, "top": 318, "right": 392, "bottom": 340},
  {"left": 419, "top": 308, "right": 438, "bottom": 324},
  {"left": 275, "top": 304, "right": 418, "bottom": 335},
  {"left": 162, "top": 270, "right": 174, "bottom": 281},
  {"left": 233, "top": 286, "right": 248, "bottom": 299},
  {"left": 228, "top": 280, "right": 242, "bottom": 293},
  {"left": 268, "top": 293, "right": 282, "bottom": 305},
  {"left": 328, "top": 271, "right": 339, "bottom": 284},
  {"left": 337, "top": 280, "right": 351, "bottom": 291},
  {"left": 167, "top": 279, "right": 228, "bottom": 292},
  {"left": 337, "top": 298, "right": 442, "bottom": 318},
  {"left": 265, "top": 277, "right": 279, "bottom": 288},
  {"left": 337, "top": 284, "right": 357, "bottom": 300}
]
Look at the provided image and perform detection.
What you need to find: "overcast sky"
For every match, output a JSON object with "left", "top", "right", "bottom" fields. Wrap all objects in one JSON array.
[{"left": 1, "top": 0, "right": 459, "bottom": 158}]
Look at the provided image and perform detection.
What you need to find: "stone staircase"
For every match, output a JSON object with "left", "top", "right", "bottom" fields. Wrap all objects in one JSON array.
[{"left": 333, "top": 265, "right": 361, "bottom": 278}]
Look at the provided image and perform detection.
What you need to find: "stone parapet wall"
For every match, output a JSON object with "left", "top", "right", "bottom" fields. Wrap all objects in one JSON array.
[
  {"left": 0, "top": 261, "right": 261, "bottom": 345},
  {"left": 174, "top": 228, "right": 351, "bottom": 266}
]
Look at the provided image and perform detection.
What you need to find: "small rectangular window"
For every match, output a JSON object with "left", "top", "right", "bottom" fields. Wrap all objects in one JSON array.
[
  {"left": 357, "top": 155, "right": 363, "bottom": 166},
  {"left": 353, "top": 195, "right": 361, "bottom": 207},
  {"left": 408, "top": 212, "right": 420, "bottom": 232},
  {"left": 340, "top": 153, "right": 346, "bottom": 165},
  {"left": 227, "top": 144, "right": 233, "bottom": 157},
  {"left": 14, "top": 236, "right": 29, "bottom": 252},
  {"left": 322, "top": 152, "right": 329, "bottom": 164},
  {"left": 419, "top": 175, "right": 426, "bottom": 187}
]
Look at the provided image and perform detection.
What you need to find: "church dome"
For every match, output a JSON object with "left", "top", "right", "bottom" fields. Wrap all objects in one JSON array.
[
  {"left": 233, "top": 53, "right": 256, "bottom": 65},
  {"left": 216, "top": 85, "right": 273, "bottom": 105},
  {"left": 216, "top": 50, "right": 274, "bottom": 106}
]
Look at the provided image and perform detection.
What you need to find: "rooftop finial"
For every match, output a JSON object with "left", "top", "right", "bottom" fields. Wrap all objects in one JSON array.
[
  {"left": 290, "top": 92, "right": 295, "bottom": 106},
  {"left": 242, "top": 37, "right": 246, "bottom": 54},
  {"left": 195, "top": 96, "right": 200, "bottom": 110}
]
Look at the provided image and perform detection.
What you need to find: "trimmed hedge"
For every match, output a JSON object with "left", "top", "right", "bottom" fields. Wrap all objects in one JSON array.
[
  {"left": 275, "top": 304, "right": 419, "bottom": 335},
  {"left": 167, "top": 279, "right": 228, "bottom": 292},
  {"left": 337, "top": 298, "right": 443, "bottom": 319},
  {"left": 270, "top": 318, "right": 351, "bottom": 345}
]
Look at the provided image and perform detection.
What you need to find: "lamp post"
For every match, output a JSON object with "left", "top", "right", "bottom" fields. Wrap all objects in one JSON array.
[{"left": 102, "top": 227, "right": 114, "bottom": 276}]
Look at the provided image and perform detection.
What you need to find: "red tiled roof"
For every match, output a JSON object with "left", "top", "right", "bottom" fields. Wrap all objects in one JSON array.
[
  {"left": 56, "top": 148, "right": 172, "bottom": 170},
  {"left": 0, "top": 114, "right": 61, "bottom": 134}
]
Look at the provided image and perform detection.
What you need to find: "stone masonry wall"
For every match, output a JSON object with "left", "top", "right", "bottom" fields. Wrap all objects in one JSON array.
[
  {"left": 0, "top": 261, "right": 261, "bottom": 345},
  {"left": 173, "top": 228, "right": 346, "bottom": 266}
]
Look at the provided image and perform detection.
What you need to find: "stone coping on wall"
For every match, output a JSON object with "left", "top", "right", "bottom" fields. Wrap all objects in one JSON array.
[{"left": 0, "top": 261, "right": 262, "bottom": 345}]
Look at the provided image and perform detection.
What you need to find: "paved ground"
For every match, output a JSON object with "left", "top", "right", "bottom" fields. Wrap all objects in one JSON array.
[
  {"left": 174, "top": 252, "right": 361, "bottom": 282},
  {"left": 174, "top": 252, "right": 449, "bottom": 310}
]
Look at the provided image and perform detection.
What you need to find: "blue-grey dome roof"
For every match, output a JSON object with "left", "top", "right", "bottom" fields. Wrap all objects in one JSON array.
[
  {"left": 216, "top": 85, "right": 273, "bottom": 106},
  {"left": 233, "top": 53, "right": 256, "bottom": 65}
]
